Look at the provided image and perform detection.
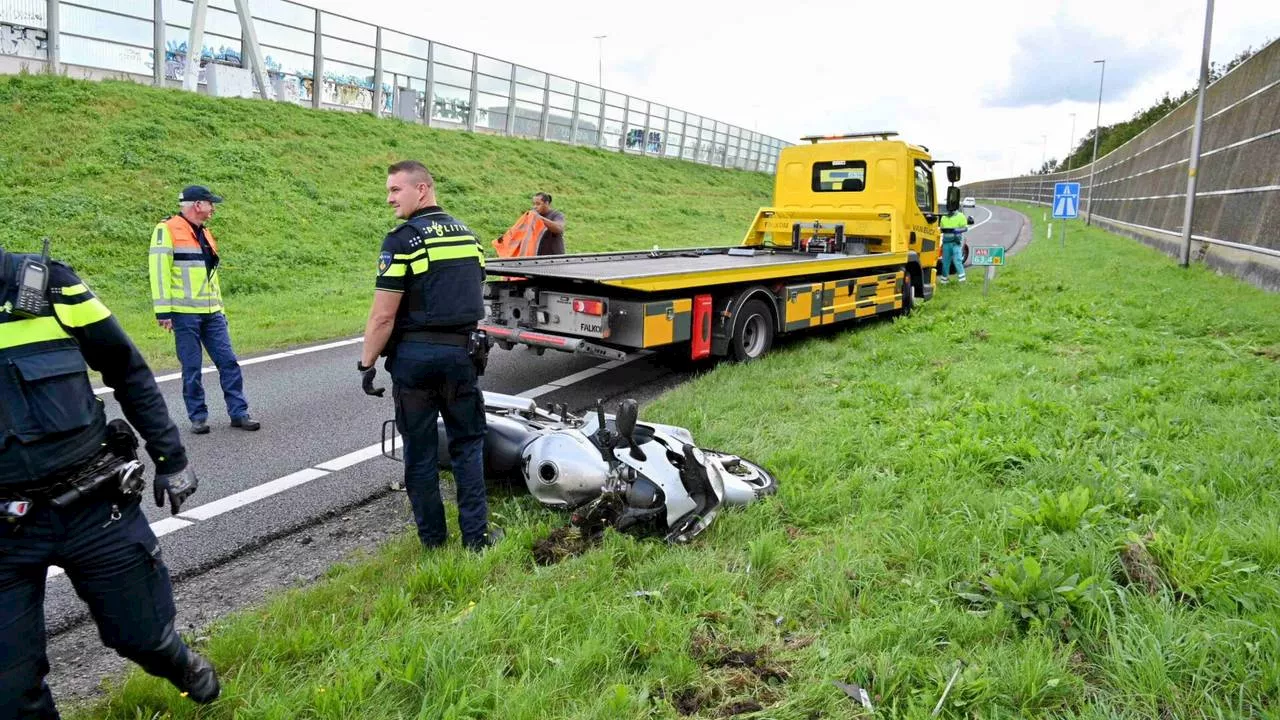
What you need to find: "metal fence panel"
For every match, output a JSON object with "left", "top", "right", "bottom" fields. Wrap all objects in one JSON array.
[
  {"left": 964, "top": 37, "right": 1280, "bottom": 258},
  {"left": 0, "top": 0, "right": 788, "bottom": 171}
]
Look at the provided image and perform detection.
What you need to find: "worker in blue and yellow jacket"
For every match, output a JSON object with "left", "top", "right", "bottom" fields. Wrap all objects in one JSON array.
[
  {"left": 939, "top": 208, "right": 969, "bottom": 284},
  {"left": 149, "top": 186, "right": 259, "bottom": 434}
]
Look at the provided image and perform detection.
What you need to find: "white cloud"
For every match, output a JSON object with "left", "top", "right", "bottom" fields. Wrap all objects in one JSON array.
[{"left": 302, "top": 0, "right": 1278, "bottom": 182}]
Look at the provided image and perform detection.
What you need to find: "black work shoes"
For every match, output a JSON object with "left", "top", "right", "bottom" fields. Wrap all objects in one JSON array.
[
  {"left": 190, "top": 420, "right": 210, "bottom": 435},
  {"left": 179, "top": 650, "right": 220, "bottom": 704},
  {"left": 466, "top": 526, "right": 505, "bottom": 552},
  {"left": 230, "top": 415, "right": 261, "bottom": 431}
]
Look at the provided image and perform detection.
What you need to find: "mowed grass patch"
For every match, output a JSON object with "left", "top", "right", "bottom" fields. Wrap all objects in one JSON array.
[
  {"left": 0, "top": 74, "right": 770, "bottom": 368},
  {"left": 69, "top": 212, "right": 1280, "bottom": 718}
]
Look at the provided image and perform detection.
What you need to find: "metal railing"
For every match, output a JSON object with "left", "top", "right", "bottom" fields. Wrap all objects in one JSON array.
[
  {"left": 962, "top": 37, "right": 1280, "bottom": 260},
  {"left": 0, "top": 0, "right": 788, "bottom": 173}
]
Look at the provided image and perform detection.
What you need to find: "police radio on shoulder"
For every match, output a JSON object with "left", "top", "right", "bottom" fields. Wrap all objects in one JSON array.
[{"left": 12, "top": 237, "right": 52, "bottom": 318}]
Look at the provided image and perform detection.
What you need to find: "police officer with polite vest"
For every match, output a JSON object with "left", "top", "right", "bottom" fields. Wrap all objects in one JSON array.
[
  {"left": 939, "top": 208, "right": 969, "bottom": 284},
  {"left": 0, "top": 243, "right": 218, "bottom": 716},
  {"left": 358, "top": 160, "right": 500, "bottom": 552}
]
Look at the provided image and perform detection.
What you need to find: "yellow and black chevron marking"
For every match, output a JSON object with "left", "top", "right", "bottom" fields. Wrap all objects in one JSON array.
[
  {"left": 783, "top": 271, "right": 906, "bottom": 332},
  {"left": 642, "top": 298, "right": 692, "bottom": 347}
]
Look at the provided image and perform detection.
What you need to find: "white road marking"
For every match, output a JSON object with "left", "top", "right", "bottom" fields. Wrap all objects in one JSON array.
[
  {"left": 970, "top": 205, "right": 995, "bottom": 230},
  {"left": 94, "top": 337, "right": 363, "bottom": 396},
  {"left": 178, "top": 468, "right": 330, "bottom": 521},
  {"left": 315, "top": 441, "right": 395, "bottom": 472}
]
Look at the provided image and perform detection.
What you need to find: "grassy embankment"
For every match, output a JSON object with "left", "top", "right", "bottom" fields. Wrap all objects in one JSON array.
[
  {"left": 0, "top": 74, "right": 771, "bottom": 368},
  {"left": 69, "top": 203, "right": 1280, "bottom": 717}
]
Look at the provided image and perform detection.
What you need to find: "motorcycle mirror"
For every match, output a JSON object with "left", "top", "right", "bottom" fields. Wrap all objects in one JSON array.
[
  {"left": 616, "top": 399, "right": 638, "bottom": 446},
  {"left": 595, "top": 399, "right": 609, "bottom": 440}
]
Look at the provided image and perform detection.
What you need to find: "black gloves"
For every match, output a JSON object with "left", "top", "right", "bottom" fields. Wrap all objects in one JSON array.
[
  {"left": 358, "top": 361, "right": 385, "bottom": 397},
  {"left": 154, "top": 465, "right": 199, "bottom": 516}
]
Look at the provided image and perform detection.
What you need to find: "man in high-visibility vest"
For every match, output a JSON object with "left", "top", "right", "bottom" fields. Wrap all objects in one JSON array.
[
  {"left": 939, "top": 208, "right": 969, "bottom": 284},
  {"left": 149, "top": 186, "right": 260, "bottom": 434}
]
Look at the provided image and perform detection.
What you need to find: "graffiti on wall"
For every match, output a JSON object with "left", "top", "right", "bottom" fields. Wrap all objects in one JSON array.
[
  {"left": 0, "top": 23, "right": 47, "bottom": 59},
  {"left": 156, "top": 40, "right": 391, "bottom": 111},
  {"left": 0, "top": 3, "right": 45, "bottom": 26}
]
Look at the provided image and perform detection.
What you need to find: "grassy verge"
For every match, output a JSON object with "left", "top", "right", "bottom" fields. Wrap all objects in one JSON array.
[
  {"left": 74, "top": 204, "right": 1280, "bottom": 718},
  {"left": 0, "top": 74, "right": 770, "bottom": 369}
]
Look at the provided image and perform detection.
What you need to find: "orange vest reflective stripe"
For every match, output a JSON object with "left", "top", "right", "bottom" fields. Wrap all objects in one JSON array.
[{"left": 493, "top": 211, "right": 549, "bottom": 258}]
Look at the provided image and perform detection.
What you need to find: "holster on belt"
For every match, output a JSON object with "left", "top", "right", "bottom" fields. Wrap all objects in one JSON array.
[
  {"left": 400, "top": 329, "right": 491, "bottom": 376},
  {"left": 2, "top": 420, "right": 146, "bottom": 515}
]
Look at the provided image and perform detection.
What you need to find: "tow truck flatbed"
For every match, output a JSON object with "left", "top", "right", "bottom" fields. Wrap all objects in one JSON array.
[{"left": 485, "top": 246, "right": 911, "bottom": 293}]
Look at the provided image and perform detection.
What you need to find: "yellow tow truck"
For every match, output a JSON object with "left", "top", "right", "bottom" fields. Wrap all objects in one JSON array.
[{"left": 482, "top": 131, "right": 963, "bottom": 361}]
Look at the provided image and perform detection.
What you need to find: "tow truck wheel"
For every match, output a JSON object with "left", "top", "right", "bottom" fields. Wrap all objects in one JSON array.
[{"left": 730, "top": 299, "right": 774, "bottom": 362}]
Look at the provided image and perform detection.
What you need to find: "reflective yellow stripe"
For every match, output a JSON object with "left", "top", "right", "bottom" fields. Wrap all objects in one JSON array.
[
  {"left": 393, "top": 248, "right": 426, "bottom": 261},
  {"left": 382, "top": 263, "right": 407, "bottom": 278},
  {"left": 60, "top": 283, "right": 88, "bottom": 295},
  {"left": 53, "top": 298, "right": 112, "bottom": 327},
  {"left": 0, "top": 316, "right": 71, "bottom": 349},
  {"left": 423, "top": 234, "right": 476, "bottom": 246},
  {"left": 409, "top": 258, "right": 429, "bottom": 274},
  {"left": 427, "top": 245, "right": 484, "bottom": 262}
]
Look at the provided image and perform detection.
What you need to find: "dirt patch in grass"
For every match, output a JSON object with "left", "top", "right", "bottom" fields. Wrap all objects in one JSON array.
[
  {"left": 1119, "top": 533, "right": 1164, "bottom": 596},
  {"left": 1252, "top": 346, "right": 1280, "bottom": 361},
  {"left": 530, "top": 525, "right": 601, "bottom": 566}
]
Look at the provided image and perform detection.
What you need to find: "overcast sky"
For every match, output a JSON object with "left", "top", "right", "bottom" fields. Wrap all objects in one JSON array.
[{"left": 305, "top": 0, "right": 1277, "bottom": 183}]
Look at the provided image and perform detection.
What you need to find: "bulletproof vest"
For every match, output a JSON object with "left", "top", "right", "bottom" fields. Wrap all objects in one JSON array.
[
  {"left": 0, "top": 253, "right": 106, "bottom": 487},
  {"left": 400, "top": 213, "right": 486, "bottom": 330}
]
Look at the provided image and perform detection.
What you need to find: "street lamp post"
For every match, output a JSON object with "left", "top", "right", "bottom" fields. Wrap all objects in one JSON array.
[
  {"left": 1085, "top": 59, "right": 1105, "bottom": 226},
  {"left": 1039, "top": 133, "right": 1047, "bottom": 205},
  {"left": 1180, "top": 0, "right": 1215, "bottom": 268},
  {"left": 593, "top": 35, "right": 607, "bottom": 90},
  {"left": 1066, "top": 112, "right": 1077, "bottom": 171}
]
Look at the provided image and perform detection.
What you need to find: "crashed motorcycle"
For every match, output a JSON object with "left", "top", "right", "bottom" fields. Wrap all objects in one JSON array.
[{"left": 382, "top": 392, "right": 777, "bottom": 542}]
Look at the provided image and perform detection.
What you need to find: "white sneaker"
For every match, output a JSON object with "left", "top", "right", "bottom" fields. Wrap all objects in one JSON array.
[
  {"left": 939, "top": 276, "right": 949, "bottom": 284},
  {"left": 958, "top": 275, "right": 967, "bottom": 283}
]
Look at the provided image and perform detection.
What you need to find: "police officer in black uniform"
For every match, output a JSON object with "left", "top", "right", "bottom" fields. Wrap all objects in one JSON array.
[
  {"left": 358, "top": 160, "right": 499, "bottom": 551},
  {"left": 0, "top": 243, "right": 218, "bottom": 717}
]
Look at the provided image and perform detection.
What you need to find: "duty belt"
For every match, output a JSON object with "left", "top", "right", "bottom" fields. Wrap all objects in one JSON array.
[
  {"left": 0, "top": 449, "right": 143, "bottom": 520},
  {"left": 399, "top": 330, "right": 471, "bottom": 347}
]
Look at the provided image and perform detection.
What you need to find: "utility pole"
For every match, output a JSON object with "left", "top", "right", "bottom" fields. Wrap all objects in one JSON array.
[
  {"left": 1039, "top": 133, "right": 1047, "bottom": 204},
  {"left": 1066, "top": 112, "right": 1076, "bottom": 171},
  {"left": 1180, "top": 0, "right": 1214, "bottom": 268},
  {"left": 1085, "top": 59, "right": 1105, "bottom": 226},
  {"left": 593, "top": 35, "right": 607, "bottom": 90}
]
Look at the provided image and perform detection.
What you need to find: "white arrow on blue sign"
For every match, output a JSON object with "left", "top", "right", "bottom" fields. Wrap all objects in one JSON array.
[{"left": 1053, "top": 182, "right": 1081, "bottom": 219}]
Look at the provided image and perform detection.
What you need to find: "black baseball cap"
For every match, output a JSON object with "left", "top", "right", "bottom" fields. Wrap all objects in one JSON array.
[{"left": 179, "top": 185, "right": 223, "bottom": 203}]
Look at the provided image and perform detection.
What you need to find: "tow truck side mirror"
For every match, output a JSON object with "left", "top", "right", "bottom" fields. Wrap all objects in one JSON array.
[
  {"left": 947, "top": 166, "right": 962, "bottom": 184},
  {"left": 946, "top": 186, "right": 960, "bottom": 214}
]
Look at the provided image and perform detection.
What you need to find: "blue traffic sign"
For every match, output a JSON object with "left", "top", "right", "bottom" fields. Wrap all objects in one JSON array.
[{"left": 1053, "top": 182, "right": 1081, "bottom": 219}]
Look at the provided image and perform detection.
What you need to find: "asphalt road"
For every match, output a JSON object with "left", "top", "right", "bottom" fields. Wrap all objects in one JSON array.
[{"left": 43, "top": 203, "right": 1026, "bottom": 633}]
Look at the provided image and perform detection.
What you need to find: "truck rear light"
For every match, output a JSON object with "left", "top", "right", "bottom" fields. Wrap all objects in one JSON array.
[{"left": 572, "top": 298, "right": 605, "bottom": 315}]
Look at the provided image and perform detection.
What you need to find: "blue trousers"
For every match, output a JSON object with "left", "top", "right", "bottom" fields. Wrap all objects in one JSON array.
[
  {"left": 171, "top": 312, "right": 248, "bottom": 422},
  {"left": 389, "top": 342, "right": 489, "bottom": 548},
  {"left": 0, "top": 497, "right": 194, "bottom": 718},
  {"left": 941, "top": 239, "right": 967, "bottom": 279}
]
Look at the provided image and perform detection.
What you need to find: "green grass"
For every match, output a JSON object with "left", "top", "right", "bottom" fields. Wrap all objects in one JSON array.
[
  {"left": 0, "top": 74, "right": 771, "bottom": 369},
  {"left": 68, "top": 205, "right": 1280, "bottom": 718}
]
